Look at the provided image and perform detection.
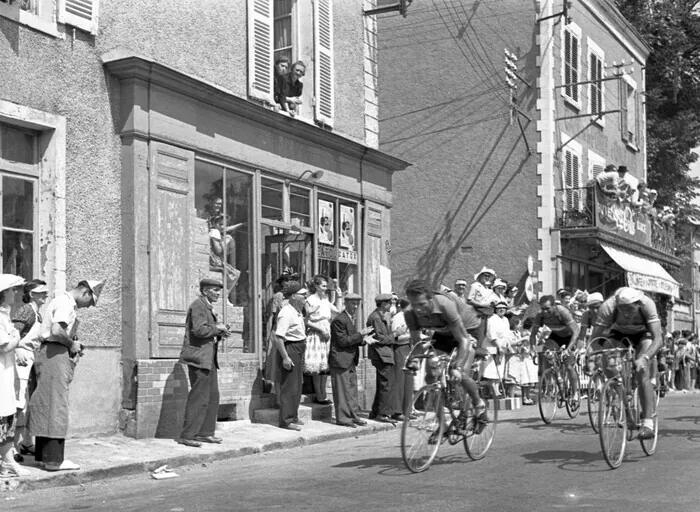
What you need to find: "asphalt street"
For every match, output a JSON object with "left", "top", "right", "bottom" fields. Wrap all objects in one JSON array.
[{"left": 5, "top": 394, "right": 700, "bottom": 512}]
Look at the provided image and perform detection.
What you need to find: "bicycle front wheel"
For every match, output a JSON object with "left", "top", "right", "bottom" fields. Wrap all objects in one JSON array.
[
  {"left": 587, "top": 372, "right": 604, "bottom": 433},
  {"left": 401, "top": 385, "right": 444, "bottom": 473},
  {"left": 599, "top": 379, "right": 627, "bottom": 470},
  {"left": 636, "top": 386, "right": 659, "bottom": 456},
  {"left": 463, "top": 389, "right": 499, "bottom": 461},
  {"left": 538, "top": 369, "right": 558, "bottom": 424},
  {"left": 565, "top": 370, "right": 581, "bottom": 419}
]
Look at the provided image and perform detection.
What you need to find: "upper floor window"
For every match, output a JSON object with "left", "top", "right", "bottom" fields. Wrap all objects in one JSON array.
[
  {"left": 0, "top": 0, "right": 99, "bottom": 37},
  {"left": 620, "top": 75, "right": 640, "bottom": 149},
  {"left": 562, "top": 23, "right": 582, "bottom": 108},
  {"left": 561, "top": 135, "right": 583, "bottom": 211},
  {"left": 247, "top": 0, "right": 335, "bottom": 127},
  {"left": 587, "top": 38, "right": 605, "bottom": 126}
]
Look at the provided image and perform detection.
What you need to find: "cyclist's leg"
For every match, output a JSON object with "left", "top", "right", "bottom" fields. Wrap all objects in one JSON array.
[{"left": 634, "top": 334, "right": 655, "bottom": 422}]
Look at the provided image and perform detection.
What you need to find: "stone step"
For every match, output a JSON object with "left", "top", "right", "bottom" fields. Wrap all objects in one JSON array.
[{"left": 253, "top": 402, "right": 333, "bottom": 426}]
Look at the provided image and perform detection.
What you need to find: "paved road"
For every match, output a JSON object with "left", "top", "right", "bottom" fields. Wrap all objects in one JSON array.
[{"left": 6, "top": 394, "right": 700, "bottom": 512}]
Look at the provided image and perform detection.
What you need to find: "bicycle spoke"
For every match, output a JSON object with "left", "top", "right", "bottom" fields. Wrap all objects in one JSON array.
[
  {"left": 599, "top": 379, "right": 627, "bottom": 469},
  {"left": 464, "top": 392, "right": 498, "bottom": 461},
  {"left": 401, "top": 386, "right": 444, "bottom": 473},
  {"left": 538, "top": 369, "right": 558, "bottom": 424}
]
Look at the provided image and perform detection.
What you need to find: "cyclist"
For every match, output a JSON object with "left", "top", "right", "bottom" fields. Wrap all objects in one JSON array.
[
  {"left": 403, "top": 279, "right": 488, "bottom": 424},
  {"left": 589, "top": 287, "right": 661, "bottom": 440},
  {"left": 529, "top": 294, "right": 581, "bottom": 401}
]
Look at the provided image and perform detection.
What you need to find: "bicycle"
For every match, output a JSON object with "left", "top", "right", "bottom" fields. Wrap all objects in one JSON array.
[
  {"left": 537, "top": 346, "right": 581, "bottom": 424},
  {"left": 584, "top": 337, "right": 609, "bottom": 433},
  {"left": 592, "top": 343, "right": 660, "bottom": 470},
  {"left": 400, "top": 340, "right": 499, "bottom": 473}
]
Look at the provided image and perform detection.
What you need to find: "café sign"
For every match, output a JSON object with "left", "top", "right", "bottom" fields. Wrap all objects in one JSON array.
[{"left": 595, "top": 188, "right": 650, "bottom": 245}]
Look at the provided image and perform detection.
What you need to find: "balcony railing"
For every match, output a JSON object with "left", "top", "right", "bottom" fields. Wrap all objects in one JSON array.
[{"left": 555, "top": 186, "right": 676, "bottom": 256}]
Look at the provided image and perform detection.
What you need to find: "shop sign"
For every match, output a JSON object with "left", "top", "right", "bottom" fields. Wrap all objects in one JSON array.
[
  {"left": 339, "top": 249, "right": 358, "bottom": 264},
  {"left": 627, "top": 271, "right": 679, "bottom": 298},
  {"left": 318, "top": 245, "right": 337, "bottom": 260},
  {"left": 595, "top": 188, "right": 650, "bottom": 244}
]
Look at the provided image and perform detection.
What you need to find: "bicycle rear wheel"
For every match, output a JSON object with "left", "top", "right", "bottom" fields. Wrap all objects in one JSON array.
[
  {"left": 587, "top": 372, "right": 604, "bottom": 433},
  {"left": 599, "top": 379, "right": 627, "bottom": 469},
  {"left": 401, "top": 385, "right": 444, "bottom": 473},
  {"left": 565, "top": 370, "right": 580, "bottom": 419},
  {"left": 538, "top": 369, "right": 558, "bottom": 424},
  {"left": 636, "top": 386, "right": 659, "bottom": 456},
  {"left": 463, "top": 388, "right": 498, "bottom": 461}
]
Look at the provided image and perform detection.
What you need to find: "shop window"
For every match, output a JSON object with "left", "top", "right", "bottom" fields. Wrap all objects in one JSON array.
[
  {"left": 290, "top": 185, "right": 310, "bottom": 228},
  {"left": 261, "top": 177, "right": 284, "bottom": 222},
  {"left": 194, "top": 159, "right": 254, "bottom": 354},
  {"left": 0, "top": 122, "right": 38, "bottom": 311}
]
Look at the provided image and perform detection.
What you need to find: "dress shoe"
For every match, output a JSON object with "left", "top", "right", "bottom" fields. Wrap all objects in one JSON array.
[
  {"left": 280, "top": 423, "right": 301, "bottom": 431},
  {"left": 19, "top": 444, "right": 35, "bottom": 456},
  {"left": 194, "top": 435, "right": 223, "bottom": 444},
  {"left": 13, "top": 453, "right": 24, "bottom": 463},
  {"left": 352, "top": 418, "right": 368, "bottom": 426},
  {"left": 313, "top": 398, "right": 332, "bottom": 405},
  {"left": 336, "top": 421, "right": 357, "bottom": 428},
  {"left": 368, "top": 413, "right": 377, "bottom": 420},
  {"left": 291, "top": 418, "right": 305, "bottom": 425},
  {"left": 638, "top": 426, "right": 655, "bottom": 440},
  {"left": 44, "top": 460, "right": 81, "bottom": 472},
  {"left": 376, "top": 415, "right": 397, "bottom": 424},
  {"left": 175, "top": 438, "right": 202, "bottom": 448}
]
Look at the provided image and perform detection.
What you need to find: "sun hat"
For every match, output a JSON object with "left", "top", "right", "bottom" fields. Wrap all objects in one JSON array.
[
  {"left": 615, "top": 287, "right": 644, "bottom": 305},
  {"left": 0, "top": 274, "right": 25, "bottom": 293},
  {"left": 30, "top": 283, "right": 49, "bottom": 294},
  {"left": 473, "top": 267, "right": 496, "bottom": 281},
  {"left": 494, "top": 301, "right": 508, "bottom": 309},
  {"left": 585, "top": 292, "right": 604, "bottom": 306},
  {"left": 78, "top": 279, "right": 106, "bottom": 306},
  {"left": 493, "top": 278, "right": 507, "bottom": 289}
]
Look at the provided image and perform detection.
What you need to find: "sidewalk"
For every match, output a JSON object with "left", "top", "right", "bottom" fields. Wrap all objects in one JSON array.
[{"left": 1, "top": 401, "right": 539, "bottom": 493}]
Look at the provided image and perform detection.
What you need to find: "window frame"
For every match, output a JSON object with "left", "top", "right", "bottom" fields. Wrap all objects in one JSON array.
[
  {"left": 587, "top": 37, "right": 605, "bottom": 127},
  {"left": 273, "top": 0, "right": 297, "bottom": 65},
  {"left": 561, "top": 22, "right": 582, "bottom": 110},
  {"left": 0, "top": 0, "right": 62, "bottom": 38},
  {"left": 620, "top": 74, "right": 639, "bottom": 151}
]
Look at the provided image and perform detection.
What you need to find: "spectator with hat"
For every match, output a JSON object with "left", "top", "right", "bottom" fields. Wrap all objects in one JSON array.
[
  {"left": 29, "top": 279, "right": 104, "bottom": 471},
  {"left": 453, "top": 279, "right": 468, "bottom": 304},
  {"left": 556, "top": 288, "right": 573, "bottom": 310},
  {"left": 0, "top": 274, "right": 30, "bottom": 477},
  {"left": 391, "top": 298, "right": 413, "bottom": 421},
  {"left": 468, "top": 267, "right": 498, "bottom": 344},
  {"left": 366, "top": 293, "right": 397, "bottom": 423},
  {"left": 12, "top": 279, "right": 49, "bottom": 461},
  {"left": 176, "top": 278, "right": 229, "bottom": 448},
  {"left": 274, "top": 281, "right": 309, "bottom": 431},
  {"left": 329, "top": 292, "right": 374, "bottom": 427}
]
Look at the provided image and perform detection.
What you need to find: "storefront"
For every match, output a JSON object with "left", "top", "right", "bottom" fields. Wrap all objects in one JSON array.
[{"left": 105, "top": 53, "right": 408, "bottom": 438}]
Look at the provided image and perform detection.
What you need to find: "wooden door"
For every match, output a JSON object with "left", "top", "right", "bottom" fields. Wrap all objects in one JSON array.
[{"left": 149, "top": 142, "right": 195, "bottom": 358}]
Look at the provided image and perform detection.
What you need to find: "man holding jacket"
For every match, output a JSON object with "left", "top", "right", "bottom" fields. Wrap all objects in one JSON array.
[
  {"left": 177, "top": 278, "right": 229, "bottom": 447},
  {"left": 367, "top": 293, "right": 397, "bottom": 423}
]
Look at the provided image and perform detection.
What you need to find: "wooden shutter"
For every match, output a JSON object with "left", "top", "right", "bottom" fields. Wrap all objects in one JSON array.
[
  {"left": 149, "top": 142, "right": 195, "bottom": 358},
  {"left": 571, "top": 34, "right": 579, "bottom": 103},
  {"left": 633, "top": 90, "right": 641, "bottom": 146},
  {"left": 564, "top": 30, "right": 578, "bottom": 103},
  {"left": 592, "top": 163, "right": 604, "bottom": 179},
  {"left": 247, "top": 0, "right": 274, "bottom": 104},
  {"left": 590, "top": 53, "right": 601, "bottom": 114},
  {"left": 620, "top": 79, "right": 629, "bottom": 142},
  {"left": 58, "top": 0, "right": 99, "bottom": 35},
  {"left": 314, "top": 0, "right": 334, "bottom": 126}
]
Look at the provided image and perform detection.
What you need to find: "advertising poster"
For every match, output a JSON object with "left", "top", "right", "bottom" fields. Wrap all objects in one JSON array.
[
  {"left": 339, "top": 205, "right": 355, "bottom": 251},
  {"left": 318, "top": 199, "right": 334, "bottom": 245}
]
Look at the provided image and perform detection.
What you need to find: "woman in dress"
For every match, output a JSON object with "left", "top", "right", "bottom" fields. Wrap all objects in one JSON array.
[
  {"left": 481, "top": 301, "right": 511, "bottom": 399},
  {"left": 12, "top": 279, "right": 48, "bottom": 460},
  {"left": 0, "top": 274, "right": 29, "bottom": 477},
  {"left": 304, "top": 275, "right": 339, "bottom": 404}
]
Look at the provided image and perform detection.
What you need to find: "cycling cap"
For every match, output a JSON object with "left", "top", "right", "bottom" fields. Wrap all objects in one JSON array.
[
  {"left": 585, "top": 292, "right": 604, "bottom": 306},
  {"left": 615, "top": 287, "right": 644, "bottom": 305}
]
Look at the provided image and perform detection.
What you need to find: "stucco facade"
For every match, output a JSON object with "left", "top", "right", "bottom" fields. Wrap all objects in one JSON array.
[{"left": 0, "top": 0, "right": 407, "bottom": 437}]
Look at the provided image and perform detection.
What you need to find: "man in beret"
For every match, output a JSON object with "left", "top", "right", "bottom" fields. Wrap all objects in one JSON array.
[
  {"left": 329, "top": 292, "right": 374, "bottom": 427},
  {"left": 177, "top": 278, "right": 229, "bottom": 447},
  {"left": 366, "top": 293, "right": 397, "bottom": 423}
]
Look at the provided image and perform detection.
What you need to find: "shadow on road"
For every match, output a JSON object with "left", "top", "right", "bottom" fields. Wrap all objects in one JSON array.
[
  {"left": 520, "top": 449, "right": 608, "bottom": 472},
  {"left": 500, "top": 416, "right": 594, "bottom": 436}
]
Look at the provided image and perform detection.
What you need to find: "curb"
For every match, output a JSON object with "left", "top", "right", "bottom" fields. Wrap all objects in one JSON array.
[{"left": 12, "top": 422, "right": 397, "bottom": 492}]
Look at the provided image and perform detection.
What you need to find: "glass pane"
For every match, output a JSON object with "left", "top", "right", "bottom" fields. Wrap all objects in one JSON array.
[
  {"left": 274, "top": 0, "right": 292, "bottom": 17},
  {"left": 0, "top": 123, "right": 35, "bottom": 164},
  {"left": 274, "top": 17, "right": 292, "bottom": 50},
  {"left": 261, "top": 178, "right": 284, "bottom": 222},
  {"left": 3, "top": 177, "right": 33, "bottom": 230},
  {"left": 3, "top": 230, "right": 33, "bottom": 281},
  {"left": 290, "top": 185, "right": 310, "bottom": 228}
]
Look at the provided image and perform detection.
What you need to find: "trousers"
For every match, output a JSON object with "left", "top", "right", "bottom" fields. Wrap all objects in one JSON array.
[
  {"left": 278, "top": 342, "right": 306, "bottom": 427},
  {"left": 180, "top": 365, "right": 220, "bottom": 440}
]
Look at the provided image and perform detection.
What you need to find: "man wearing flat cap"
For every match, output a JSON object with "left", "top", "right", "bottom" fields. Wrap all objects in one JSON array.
[
  {"left": 177, "top": 278, "right": 229, "bottom": 447},
  {"left": 329, "top": 292, "right": 374, "bottom": 427},
  {"left": 29, "top": 279, "right": 104, "bottom": 471},
  {"left": 366, "top": 293, "right": 397, "bottom": 423}
]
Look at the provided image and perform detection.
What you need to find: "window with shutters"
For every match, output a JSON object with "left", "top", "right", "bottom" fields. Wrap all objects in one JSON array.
[
  {"left": 587, "top": 39, "right": 605, "bottom": 127},
  {"left": 620, "top": 75, "right": 639, "bottom": 149},
  {"left": 273, "top": 0, "right": 294, "bottom": 66},
  {"left": 314, "top": 0, "right": 334, "bottom": 126},
  {"left": 58, "top": 0, "right": 99, "bottom": 35},
  {"left": 561, "top": 136, "right": 583, "bottom": 212},
  {"left": 0, "top": 0, "right": 60, "bottom": 36},
  {"left": 588, "top": 150, "right": 605, "bottom": 181},
  {"left": 561, "top": 23, "right": 582, "bottom": 108}
]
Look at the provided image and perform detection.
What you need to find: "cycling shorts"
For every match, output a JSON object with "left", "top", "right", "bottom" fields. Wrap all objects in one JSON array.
[{"left": 607, "top": 330, "right": 653, "bottom": 349}]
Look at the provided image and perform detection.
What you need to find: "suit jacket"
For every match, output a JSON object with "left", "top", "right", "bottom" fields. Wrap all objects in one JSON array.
[
  {"left": 366, "top": 309, "right": 395, "bottom": 364},
  {"left": 179, "top": 296, "right": 220, "bottom": 370},
  {"left": 329, "top": 311, "right": 364, "bottom": 369}
]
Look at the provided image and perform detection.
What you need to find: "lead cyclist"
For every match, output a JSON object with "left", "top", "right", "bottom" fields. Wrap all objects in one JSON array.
[
  {"left": 588, "top": 287, "right": 662, "bottom": 440},
  {"left": 403, "top": 279, "right": 488, "bottom": 423}
]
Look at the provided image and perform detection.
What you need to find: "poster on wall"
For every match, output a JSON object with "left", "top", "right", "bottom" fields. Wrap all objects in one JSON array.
[
  {"left": 339, "top": 205, "right": 355, "bottom": 251},
  {"left": 318, "top": 199, "right": 334, "bottom": 245}
]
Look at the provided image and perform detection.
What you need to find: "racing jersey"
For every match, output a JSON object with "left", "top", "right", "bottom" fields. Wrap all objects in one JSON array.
[
  {"left": 595, "top": 294, "right": 660, "bottom": 334},
  {"left": 533, "top": 304, "right": 575, "bottom": 337},
  {"left": 404, "top": 291, "right": 481, "bottom": 336}
]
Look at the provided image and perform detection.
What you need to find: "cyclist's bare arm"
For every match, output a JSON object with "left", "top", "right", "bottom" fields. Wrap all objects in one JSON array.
[
  {"left": 565, "top": 321, "right": 580, "bottom": 351},
  {"left": 640, "top": 321, "right": 663, "bottom": 360}
]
